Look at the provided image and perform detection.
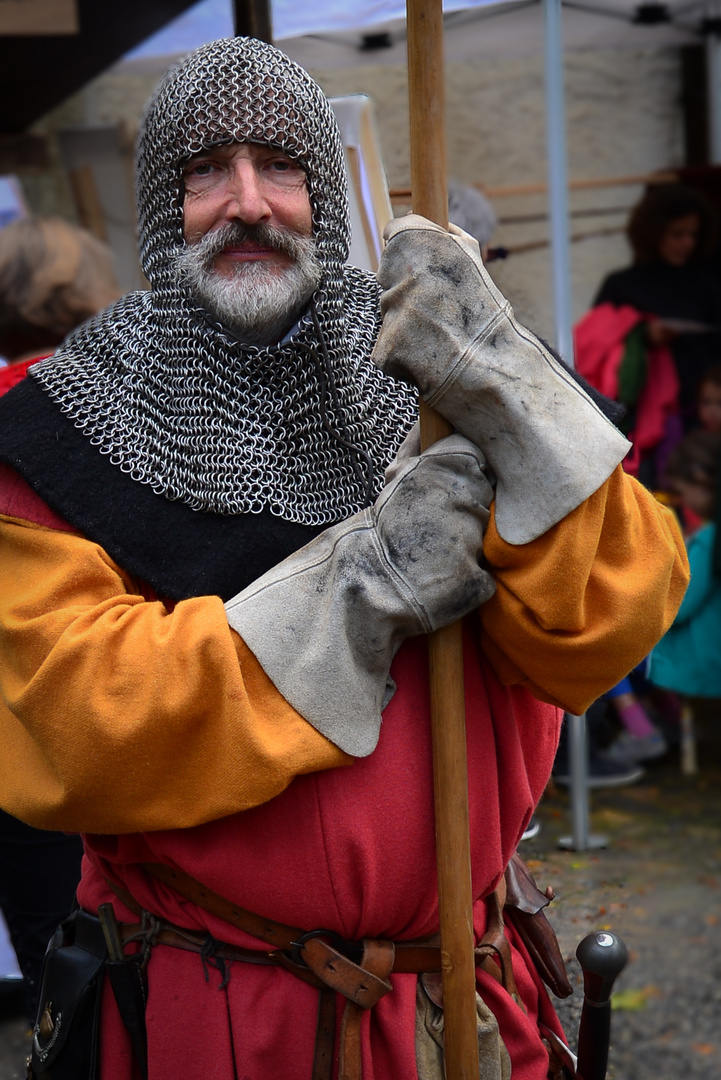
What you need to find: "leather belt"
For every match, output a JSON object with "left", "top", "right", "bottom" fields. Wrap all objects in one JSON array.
[{"left": 104, "top": 862, "right": 520, "bottom": 1080}]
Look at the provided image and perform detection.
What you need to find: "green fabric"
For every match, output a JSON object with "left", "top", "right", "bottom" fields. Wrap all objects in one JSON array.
[
  {"left": 616, "top": 323, "right": 648, "bottom": 435},
  {"left": 648, "top": 524, "right": 721, "bottom": 696}
]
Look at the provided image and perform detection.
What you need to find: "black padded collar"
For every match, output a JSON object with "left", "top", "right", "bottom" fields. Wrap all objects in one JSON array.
[{"left": 0, "top": 378, "right": 323, "bottom": 602}]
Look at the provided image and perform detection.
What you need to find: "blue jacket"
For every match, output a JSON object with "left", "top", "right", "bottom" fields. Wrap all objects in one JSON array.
[{"left": 649, "top": 524, "right": 721, "bottom": 697}]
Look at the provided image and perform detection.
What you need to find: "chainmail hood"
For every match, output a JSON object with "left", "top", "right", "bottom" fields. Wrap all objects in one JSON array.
[{"left": 30, "top": 36, "right": 417, "bottom": 525}]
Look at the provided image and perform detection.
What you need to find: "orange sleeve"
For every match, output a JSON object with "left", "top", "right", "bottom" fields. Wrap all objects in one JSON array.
[
  {"left": 0, "top": 515, "right": 350, "bottom": 834},
  {"left": 479, "top": 466, "right": 689, "bottom": 714}
]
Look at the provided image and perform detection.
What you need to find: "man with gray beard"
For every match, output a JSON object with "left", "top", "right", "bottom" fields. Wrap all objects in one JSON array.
[{"left": 0, "top": 36, "right": 687, "bottom": 1080}]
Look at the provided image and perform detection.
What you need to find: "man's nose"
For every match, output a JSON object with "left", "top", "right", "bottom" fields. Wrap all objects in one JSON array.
[{"left": 225, "top": 161, "right": 272, "bottom": 224}]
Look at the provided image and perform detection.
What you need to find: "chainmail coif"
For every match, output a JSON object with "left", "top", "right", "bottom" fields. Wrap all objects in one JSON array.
[{"left": 30, "top": 37, "right": 418, "bottom": 525}]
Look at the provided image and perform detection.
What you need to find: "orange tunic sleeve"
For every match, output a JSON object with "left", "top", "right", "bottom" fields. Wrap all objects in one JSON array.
[
  {"left": 479, "top": 466, "right": 689, "bottom": 714},
  {"left": 0, "top": 515, "right": 350, "bottom": 835}
]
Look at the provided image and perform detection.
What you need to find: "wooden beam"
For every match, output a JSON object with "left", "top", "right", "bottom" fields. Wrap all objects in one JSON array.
[
  {"left": 0, "top": 0, "right": 78, "bottom": 35},
  {"left": 390, "top": 170, "right": 679, "bottom": 202},
  {"left": 233, "top": 0, "right": 273, "bottom": 44},
  {"left": 68, "top": 164, "right": 108, "bottom": 243},
  {"left": 0, "top": 133, "right": 48, "bottom": 170}
]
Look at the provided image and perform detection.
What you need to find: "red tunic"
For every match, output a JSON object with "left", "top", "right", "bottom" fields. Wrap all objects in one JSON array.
[{"left": 79, "top": 630, "right": 565, "bottom": 1080}]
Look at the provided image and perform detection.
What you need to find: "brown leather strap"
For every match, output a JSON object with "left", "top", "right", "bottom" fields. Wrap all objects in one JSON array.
[
  {"left": 302, "top": 936, "right": 394, "bottom": 1008},
  {"left": 336, "top": 940, "right": 395, "bottom": 1080},
  {"left": 119, "top": 921, "right": 279, "bottom": 967},
  {"left": 141, "top": 862, "right": 303, "bottom": 951},
  {"left": 312, "top": 989, "right": 336, "bottom": 1080},
  {"left": 475, "top": 886, "right": 523, "bottom": 1008},
  {"left": 338, "top": 1001, "right": 363, "bottom": 1080}
]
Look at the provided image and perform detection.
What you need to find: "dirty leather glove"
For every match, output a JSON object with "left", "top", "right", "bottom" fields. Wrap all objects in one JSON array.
[
  {"left": 372, "top": 214, "right": 631, "bottom": 545},
  {"left": 225, "top": 434, "right": 495, "bottom": 757}
]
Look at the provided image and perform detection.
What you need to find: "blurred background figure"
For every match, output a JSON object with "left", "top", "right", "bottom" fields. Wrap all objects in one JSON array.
[
  {"left": 0, "top": 216, "right": 118, "bottom": 388},
  {"left": 696, "top": 362, "right": 721, "bottom": 435},
  {"left": 575, "top": 184, "right": 721, "bottom": 489},
  {"left": 447, "top": 178, "right": 497, "bottom": 259},
  {"left": 0, "top": 215, "right": 117, "bottom": 1024},
  {"left": 648, "top": 431, "right": 721, "bottom": 703}
]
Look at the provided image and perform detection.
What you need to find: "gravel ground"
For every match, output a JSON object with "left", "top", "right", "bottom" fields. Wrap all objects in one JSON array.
[
  {"left": 526, "top": 704, "right": 721, "bottom": 1080},
  {"left": 2, "top": 709, "right": 719, "bottom": 1080}
]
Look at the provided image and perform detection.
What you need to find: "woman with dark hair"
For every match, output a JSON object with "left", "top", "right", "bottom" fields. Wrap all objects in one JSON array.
[
  {"left": 576, "top": 183, "right": 721, "bottom": 489},
  {"left": 594, "top": 183, "right": 721, "bottom": 426}
]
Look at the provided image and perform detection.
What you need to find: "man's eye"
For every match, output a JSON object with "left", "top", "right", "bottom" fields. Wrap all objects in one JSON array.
[
  {"left": 269, "top": 158, "right": 303, "bottom": 176},
  {"left": 187, "top": 161, "right": 215, "bottom": 177}
]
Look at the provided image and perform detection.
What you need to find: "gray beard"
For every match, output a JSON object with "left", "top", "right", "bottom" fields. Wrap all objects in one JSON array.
[{"left": 174, "top": 223, "right": 322, "bottom": 346}]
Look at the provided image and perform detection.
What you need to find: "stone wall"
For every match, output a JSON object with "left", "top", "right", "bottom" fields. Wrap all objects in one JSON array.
[{"left": 21, "top": 45, "right": 684, "bottom": 345}]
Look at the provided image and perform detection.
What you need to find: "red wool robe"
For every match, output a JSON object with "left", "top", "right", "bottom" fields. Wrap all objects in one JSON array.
[{"left": 79, "top": 632, "right": 565, "bottom": 1080}]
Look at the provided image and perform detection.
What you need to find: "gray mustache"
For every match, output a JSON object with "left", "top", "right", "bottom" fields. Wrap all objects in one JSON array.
[{"left": 188, "top": 223, "right": 313, "bottom": 266}]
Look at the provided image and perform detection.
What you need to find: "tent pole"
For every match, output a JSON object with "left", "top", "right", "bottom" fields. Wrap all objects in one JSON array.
[
  {"left": 543, "top": 0, "right": 605, "bottom": 853},
  {"left": 406, "top": 2, "right": 481, "bottom": 1077},
  {"left": 706, "top": 32, "right": 721, "bottom": 163},
  {"left": 542, "top": 0, "right": 574, "bottom": 364}
]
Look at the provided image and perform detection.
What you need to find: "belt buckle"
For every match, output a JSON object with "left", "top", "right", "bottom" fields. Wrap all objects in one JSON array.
[{"left": 290, "top": 928, "right": 353, "bottom": 968}]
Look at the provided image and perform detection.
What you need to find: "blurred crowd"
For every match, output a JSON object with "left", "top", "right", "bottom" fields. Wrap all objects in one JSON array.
[{"left": 565, "top": 182, "right": 721, "bottom": 789}]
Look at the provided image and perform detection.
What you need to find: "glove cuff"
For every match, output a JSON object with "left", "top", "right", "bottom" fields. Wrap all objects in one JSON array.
[
  {"left": 427, "top": 310, "right": 630, "bottom": 544},
  {"left": 225, "top": 511, "right": 409, "bottom": 757}
]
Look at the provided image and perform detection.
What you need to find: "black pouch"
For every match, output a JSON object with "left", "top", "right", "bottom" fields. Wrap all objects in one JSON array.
[{"left": 29, "top": 909, "right": 108, "bottom": 1080}]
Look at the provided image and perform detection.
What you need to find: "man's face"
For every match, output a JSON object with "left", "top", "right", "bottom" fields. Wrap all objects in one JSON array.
[
  {"left": 178, "top": 141, "right": 321, "bottom": 345},
  {"left": 182, "top": 141, "right": 313, "bottom": 271}
]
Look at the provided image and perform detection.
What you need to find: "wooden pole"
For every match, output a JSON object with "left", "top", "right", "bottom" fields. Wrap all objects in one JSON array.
[
  {"left": 232, "top": 0, "right": 273, "bottom": 43},
  {"left": 406, "top": 2, "right": 480, "bottom": 1077}
]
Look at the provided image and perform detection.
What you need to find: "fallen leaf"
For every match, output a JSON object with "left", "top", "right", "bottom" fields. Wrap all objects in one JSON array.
[
  {"left": 612, "top": 986, "right": 662, "bottom": 1011},
  {"left": 612, "top": 989, "right": 647, "bottom": 1011},
  {"left": 705, "top": 914, "right": 719, "bottom": 926},
  {"left": 691, "top": 1044, "right": 716, "bottom": 1056}
]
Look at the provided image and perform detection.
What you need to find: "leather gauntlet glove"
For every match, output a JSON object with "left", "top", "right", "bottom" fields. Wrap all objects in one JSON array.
[
  {"left": 372, "top": 215, "right": 630, "bottom": 544},
  {"left": 225, "top": 434, "right": 495, "bottom": 756}
]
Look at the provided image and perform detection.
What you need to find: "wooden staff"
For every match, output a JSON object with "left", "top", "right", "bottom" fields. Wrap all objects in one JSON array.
[{"left": 406, "top": 2, "right": 480, "bottom": 1077}]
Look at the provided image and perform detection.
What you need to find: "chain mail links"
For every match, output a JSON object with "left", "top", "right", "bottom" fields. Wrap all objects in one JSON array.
[
  {"left": 30, "top": 38, "right": 419, "bottom": 525},
  {"left": 31, "top": 270, "right": 419, "bottom": 524}
]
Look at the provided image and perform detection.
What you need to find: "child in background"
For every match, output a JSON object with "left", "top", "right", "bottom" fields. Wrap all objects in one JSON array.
[
  {"left": 697, "top": 364, "right": 721, "bottom": 435},
  {"left": 648, "top": 431, "right": 721, "bottom": 699}
]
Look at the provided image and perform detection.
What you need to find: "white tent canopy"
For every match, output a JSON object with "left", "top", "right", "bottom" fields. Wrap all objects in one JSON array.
[{"left": 121, "top": 0, "right": 701, "bottom": 70}]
